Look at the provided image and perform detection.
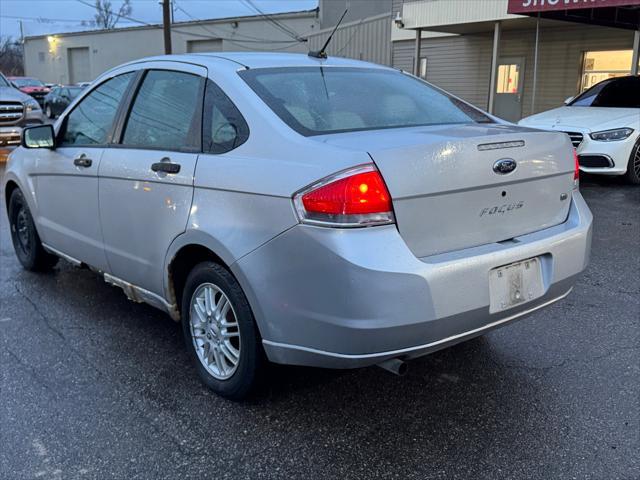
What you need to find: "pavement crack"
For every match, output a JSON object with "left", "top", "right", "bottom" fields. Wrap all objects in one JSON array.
[
  {"left": 12, "top": 282, "right": 105, "bottom": 379},
  {"left": 13, "top": 282, "right": 67, "bottom": 341},
  {"left": 6, "top": 348, "right": 58, "bottom": 399}
]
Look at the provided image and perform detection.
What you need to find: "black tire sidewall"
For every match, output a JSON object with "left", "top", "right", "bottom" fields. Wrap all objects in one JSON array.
[
  {"left": 180, "top": 261, "right": 263, "bottom": 400},
  {"left": 8, "top": 189, "right": 39, "bottom": 269},
  {"left": 625, "top": 138, "right": 640, "bottom": 185}
]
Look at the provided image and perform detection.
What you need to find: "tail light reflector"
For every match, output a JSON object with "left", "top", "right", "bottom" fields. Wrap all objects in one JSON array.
[{"left": 293, "top": 165, "right": 395, "bottom": 227}]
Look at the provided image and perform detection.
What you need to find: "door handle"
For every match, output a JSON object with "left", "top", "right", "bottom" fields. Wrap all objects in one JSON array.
[
  {"left": 151, "top": 158, "right": 181, "bottom": 174},
  {"left": 73, "top": 154, "right": 92, "bottom": 168}
]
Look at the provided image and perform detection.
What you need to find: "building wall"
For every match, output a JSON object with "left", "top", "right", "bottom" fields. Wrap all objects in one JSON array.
[
  {"left": 306, "top": 13, "right": 392, "bottom": 66},
  {"left": 319, "top": 0, "right": 392, "bottom": 29},
  {"left": 24, "top": 13, "right": 319, "bottom": 84},
  {"left": 393, "top": 23, "right": 635, "bottom": 118}
]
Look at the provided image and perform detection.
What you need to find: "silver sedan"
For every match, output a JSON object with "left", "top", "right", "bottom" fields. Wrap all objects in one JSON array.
[{"left": 3, "top": 53, "right": 592, "bottom": 399}]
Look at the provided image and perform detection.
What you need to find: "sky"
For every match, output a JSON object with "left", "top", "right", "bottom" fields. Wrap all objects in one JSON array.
[{"left": 0, "top": 0, "right": 318, "bottom": 39}]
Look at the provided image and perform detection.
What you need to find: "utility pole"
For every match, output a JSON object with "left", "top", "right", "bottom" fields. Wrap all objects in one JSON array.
[
  {"left": 162, "top": 0, "right": 172, "bottom": 54},
  {"left": 19, "top": 20, "right": 25, "bottom": 75}
]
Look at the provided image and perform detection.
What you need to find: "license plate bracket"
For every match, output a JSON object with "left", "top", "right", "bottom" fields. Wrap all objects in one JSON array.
[{"left": 489, "top": 257, "right": 544, "bottom": 313}]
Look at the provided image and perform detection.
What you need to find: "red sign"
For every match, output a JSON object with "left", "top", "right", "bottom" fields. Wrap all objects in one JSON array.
[{"left": 507, "top": 0, "right": 640, "bottom": 14}]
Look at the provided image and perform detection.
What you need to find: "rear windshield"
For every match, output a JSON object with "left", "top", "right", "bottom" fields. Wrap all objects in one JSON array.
[
  {"left": 239, "top": 67, "right": 492, "bottom": 136},
  {"left": 569, "top": 76, "right": 640, "bottom": 108}
]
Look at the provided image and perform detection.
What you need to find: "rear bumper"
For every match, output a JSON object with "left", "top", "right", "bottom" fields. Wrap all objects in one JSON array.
[{"left": 234, "top": 192, "right": 593, "bottom": 369}]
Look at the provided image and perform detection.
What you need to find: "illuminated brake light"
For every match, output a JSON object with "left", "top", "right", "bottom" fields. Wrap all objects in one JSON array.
[{"left": 293, "top": 165, "right": 395, "bottom": 227}]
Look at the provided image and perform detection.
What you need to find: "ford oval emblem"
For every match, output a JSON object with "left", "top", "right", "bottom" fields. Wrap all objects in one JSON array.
[{"left": 493, "top": 158, "right": 517, "bottom": 175}]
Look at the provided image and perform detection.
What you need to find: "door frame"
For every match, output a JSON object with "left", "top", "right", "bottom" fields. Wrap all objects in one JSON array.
[{"left": 495, "top": 56, "right": 526, "bottom": 121}]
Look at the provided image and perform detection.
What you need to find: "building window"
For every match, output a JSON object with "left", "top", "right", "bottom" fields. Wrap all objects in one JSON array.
[
  {"left": 38, "top": 52, "right": 45, "bottom": 63},
  {"left": 581, "top": 50, "right": 632, "bottom": 91},
  {"left": 497, "top": 64, "right": 520, "bottom": 94},
  {"left": 419, "top": 57, "right": 427, "bottom": 80}
]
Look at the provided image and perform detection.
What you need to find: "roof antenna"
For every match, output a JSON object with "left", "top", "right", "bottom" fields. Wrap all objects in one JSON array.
[{"left": 308, "top": 9, "right": 348, "bottom": 59}]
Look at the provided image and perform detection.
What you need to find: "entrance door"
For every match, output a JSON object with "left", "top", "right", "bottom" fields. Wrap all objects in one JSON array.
[
  {"left": 68, "top": 47, "right": 90, "bottom": 83},
  {"left": 494, "top": 57, "right": 525, "bottom": 122}
]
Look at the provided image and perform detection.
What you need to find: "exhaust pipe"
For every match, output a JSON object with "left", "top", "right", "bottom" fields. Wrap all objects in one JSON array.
[{"left": 377, "top": 358, "right": 408, "bottom": 376}]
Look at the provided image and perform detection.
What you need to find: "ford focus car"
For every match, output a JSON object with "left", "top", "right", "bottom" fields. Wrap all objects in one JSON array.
[
  {"left": 3, "top": 53, "right": 592, "bottom": 399},
  {"left": 519, "top": 76, "right": 640, "bottom": 184}
]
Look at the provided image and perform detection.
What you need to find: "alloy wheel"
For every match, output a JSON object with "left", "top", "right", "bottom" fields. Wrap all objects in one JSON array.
[{"left": 189, "top": 283, "right": 241, "bottom": 380}]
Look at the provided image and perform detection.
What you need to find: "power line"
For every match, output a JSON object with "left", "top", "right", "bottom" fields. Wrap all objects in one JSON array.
[
  {"left": 74, "top": 0, "right": 303, "bottom": 47},
  {"left": 239, "top": 0, "right": 306, "bottom": 42},
  {"left": 0, "top": 15, "right": 93, "bottom": 23},
  {"left": 173, "top": 2, "right": 298, "bottom": 44}
]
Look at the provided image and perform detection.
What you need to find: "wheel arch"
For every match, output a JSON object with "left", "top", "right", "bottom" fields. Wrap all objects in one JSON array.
[
  {"left": 163, "top": 231, "right": 260, "bottom": 324},
  {"left": 4, "top": 179, "right": 20, "bottom": 211}
]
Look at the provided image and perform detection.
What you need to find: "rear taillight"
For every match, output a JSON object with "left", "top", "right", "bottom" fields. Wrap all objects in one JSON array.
[
  {"left": 573, "top": 149, "right": 580, "bottom": 189},
  {"left": 293, "top": 164, "right": 395, "bottom": 227}
]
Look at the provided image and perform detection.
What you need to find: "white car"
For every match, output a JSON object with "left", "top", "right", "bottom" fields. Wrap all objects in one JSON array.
[{"left": 519, "top": 76, "right": 640, "bottom": 184}]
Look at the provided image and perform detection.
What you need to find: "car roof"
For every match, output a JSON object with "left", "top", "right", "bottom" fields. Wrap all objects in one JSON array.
[{"left": 124, "top": 52, "right": 392, "bottom": 72}]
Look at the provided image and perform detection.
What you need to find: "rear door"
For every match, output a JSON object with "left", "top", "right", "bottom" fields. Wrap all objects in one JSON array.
[
  {"left": 34, "top": 72, "right": 135, "bottom": 270},
  {"left": 98, "top": 63, "right": 206, "bottom": 295}
]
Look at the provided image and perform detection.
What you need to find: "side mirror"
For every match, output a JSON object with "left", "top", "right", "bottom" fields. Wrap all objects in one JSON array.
[
  {"left": 22, "top": 124, "right": 55, "bottom": 149},
  {"left": 563, "top": 96, "right": 574, "bottom": 105}
]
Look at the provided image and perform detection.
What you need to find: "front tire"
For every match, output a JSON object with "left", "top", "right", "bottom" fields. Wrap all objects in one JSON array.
[
  {"left": 625, "top": 139, "right": 640, "bottom": 185},
  {"left": 8, "top": 188, "right": 58, "bottom": 271},
  {"left": 181, "top": 261, "right": 265, "bottom": 400},
  {"left": 45, "top": 104, "right": 54, "bottom": 119}
]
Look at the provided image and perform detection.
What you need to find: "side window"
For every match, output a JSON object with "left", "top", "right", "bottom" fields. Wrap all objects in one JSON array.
[
  {"left": 203, "top": 80, "right": 249, "bottom": 154},
  {"left": 122, "top": 70, "right": 202, "bottom": 151},
  {"left": 60, "top": 72, "right": 134, "bottom": 146}
]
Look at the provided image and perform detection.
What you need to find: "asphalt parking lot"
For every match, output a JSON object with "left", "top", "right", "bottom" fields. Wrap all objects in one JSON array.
[{"left": 0, "top": 164, "right": 638, "bottom": 480}]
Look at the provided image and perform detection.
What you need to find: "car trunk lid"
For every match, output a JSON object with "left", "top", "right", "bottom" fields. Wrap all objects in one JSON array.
[{"left": 314, "top": 123, "right": 575, "bottom": 258}]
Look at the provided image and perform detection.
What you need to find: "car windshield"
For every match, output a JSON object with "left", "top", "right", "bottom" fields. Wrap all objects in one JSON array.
[
  {"left": 569, "top": 76, "right": 640, "bottom": 108},
  {"left": 13, "top": 78, "right": 44, "bottom": 87},
  {"left": 239, "top": 67, "right": 492, "bottom": 136}
]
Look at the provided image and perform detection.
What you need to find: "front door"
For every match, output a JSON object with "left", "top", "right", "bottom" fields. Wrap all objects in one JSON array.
[
  {"left": 494, "top": 57, "right": 525, "bottom": 122},
  {"left": 34, "top": 72, "right": 135, "bottom": 271},
  {"left": 98, "top": 64, "right": 206, "bottom": 295}
]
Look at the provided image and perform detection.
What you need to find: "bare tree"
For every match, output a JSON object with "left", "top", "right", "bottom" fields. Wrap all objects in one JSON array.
[
  {"left": 94, "top": 0, "right": 133, "bottom": 29},
  {"left": 0, "top": 37, "right": 24, "bottom": 76}
]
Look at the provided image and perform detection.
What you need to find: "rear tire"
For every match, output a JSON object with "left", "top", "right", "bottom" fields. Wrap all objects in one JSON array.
[
  {"left": 45, "top": 104, "right": 54, "bottom": 119},
  {"left": 181, "top": 261, "right": 265, "bottom": 400},
  {"left": 8, "top": 188, "right": 58, "bottom": 272},
  {"left": 624, "top": 139, "right": 640, "bottom": 185}
]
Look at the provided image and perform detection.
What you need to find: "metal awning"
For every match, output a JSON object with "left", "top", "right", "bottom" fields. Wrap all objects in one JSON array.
[{"left": 507, "top": 0, "right": 640, "bottom": 30}]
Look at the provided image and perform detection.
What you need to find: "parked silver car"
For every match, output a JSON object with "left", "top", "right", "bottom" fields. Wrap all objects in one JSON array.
[{"left": 3, "top": 53, "right": 593, "bottom": 399}]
